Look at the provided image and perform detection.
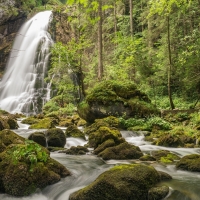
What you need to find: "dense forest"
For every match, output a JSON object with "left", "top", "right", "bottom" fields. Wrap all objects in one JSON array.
[{"left": 1, "top": 0, "right": 200, "bottom": 115}]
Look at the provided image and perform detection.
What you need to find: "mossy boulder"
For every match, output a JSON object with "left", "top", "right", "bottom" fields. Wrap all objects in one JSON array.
[
  {"left": 0, "top": 140, "right": 70, "bottom": 196},
  {"left": 0, "top": 117, "right": 10, "bottom": 130},
  {"left": 65, "top": 146, "right": 89, "bottom": 155},
  {"left": 28, "top": 132, "right": 46, "bottom": 147},
  {"left": 84, "top": 116, "right": 119, "bottom": 136},
  {"left": 94, "top": 139, "right": 116, "bottom": 155},
  {"left": 29, "top": 118, "right": 56, "bottom": 129},
  {"left": 176, "top": 154, "right": 200, "bottom": 172},
  {"left": 78, "top": 80, "right": 159, "bottom": 123},
  {"left": 88, "top": 126, "right": 123, "bottom": 149},
  {"left": 155, "top": 134, "right": 184, "bottom": 147},
  {"left": 21, "top": 117, "right": 40, "bottom": 125},
  {"left": 65, "top": 125, "right": 85, "bottom": 140},
  {"left": 0, "top": 129, "right": 25, "bottom": 153},
  {"left": 59, "top": 117, "right": 73, "bottom": 127},
  {"left": 148, "top": 185, "right": 169, "bottom": 200},
  {"left": 151, "top": 150, "right": 180, "bottom": 164},
  {"left": 97, "top": 142, "right": 143, "bottom": 160},
  {"left": 69, "top": 164, "right": 169, "bottom": 200},
  {"left": 139, "top": 154, "right": 156, "bottom": 161},
  {"left": 46, "top": 128, "right": 66, "bottom": 148}
]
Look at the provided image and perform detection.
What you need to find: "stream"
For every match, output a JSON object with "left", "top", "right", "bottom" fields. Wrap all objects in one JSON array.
[{"left": 0, "top": 121, "right": 200, "bottom": 200}]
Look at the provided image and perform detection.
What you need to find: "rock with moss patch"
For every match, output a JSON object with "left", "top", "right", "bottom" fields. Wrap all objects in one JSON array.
[
  {"left": 155, "top": 134, "right": 184, "bottom": 147},
  {"left": 139, "top": 154, "right": 156, "bottom": 161},
  {"left": 69, "top": 164, "right": 169, "bottom": 200},
  {"left": 78, "top": 80, "right": 159, "bottom": 123},
  {"left": 28, "top": 132, "right": 46, "bottom": 147},
  {"left": 29, "top": 118, "right": 56, "bottom": 129},
  {"left": 21, "top": 117, "right": 40, "bottom": 125},
  {"left": 0, "top": 129, "right": 25, "bottom": 153},
  {"left": 0, "top": 140, "right": 70, "bottom": 196},
  {"left": 151, "top": 150, "right": 180, "bottom": 164},
  {"left": 88, "top": 126, "right": 123, "bottom": 149},
  {"left": 148, "top": 185, "right": 169, "bottom": 200},
  {"left": 65, "top": 146, "right": 89, "bottom": 155},
  {"left": 98, "top": 142, "right": 143, "bottom": 160},
  {"left": 46, "top": 128, "right": 66, "bottom": 148},
  {"left": 176, "top": 154, "right": 200, "bottom": 172},
  {"left": 65, "top": 125, "right": 85, "bottom": 140}
]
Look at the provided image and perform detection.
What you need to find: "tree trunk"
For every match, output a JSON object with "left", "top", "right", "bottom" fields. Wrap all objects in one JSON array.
[
  {"left": 167, "top": 16, "right": 175, "bottom": 110},
  {"left": 114, "top": 0, "right": 117, "bottom": 34},
  {"left": 129, "top": 0, "right": 133, "bottom": 36},
  {"left": 98, "top": 0, "right": 103, "bottom": 80}
]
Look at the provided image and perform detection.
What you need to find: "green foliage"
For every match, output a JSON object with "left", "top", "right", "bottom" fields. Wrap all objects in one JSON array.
[
  {"left": 11, "top": 140, "right": 48, "bottom": 170},
  {"left": 119, "top": 117, "right": 145, "bottom": 129},
  {"left": 146, "top": 116, "right": 172, "bottom": 130}
]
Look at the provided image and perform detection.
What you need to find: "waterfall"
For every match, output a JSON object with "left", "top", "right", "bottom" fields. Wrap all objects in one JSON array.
[{"left": 0, "top": 11, "right": 53, "bottom": 115}]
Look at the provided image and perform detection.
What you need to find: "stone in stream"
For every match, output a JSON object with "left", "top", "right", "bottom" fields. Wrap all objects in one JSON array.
[
  {"left": 69, "top": 164, "right": 171, "bottom": 200},
  {"left": 0, "top": 130, "right": 71, "bottom": 196}
]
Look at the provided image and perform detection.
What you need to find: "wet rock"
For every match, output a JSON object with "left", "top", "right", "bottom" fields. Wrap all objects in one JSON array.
[
  {"left": 28, "top": 132, "right": 46, "bottom": 147},
  {"left": 155, "top": 134, "right": 184, "bottom": 147},
  {"left": 98, "top": 142, "right": 143, "bottom": 160},
  {"left": 69, "top": 164, "right": 169, "bottom": 200},
  {"left": 29, "top": 118, "right": 56, "bottom": 129},
  {"left": 151, "top": 150, "right": 180, "bottom": 164},
  {"left": 148, "top": 185, "right": 169, "bottom": 200},
  {"left": 0, "top": 140, "right": 70, "bottom": 196},
  {"left": 46, "top": 128, "right": 66, "bottom": 148},
  {"left": 65, "top": 146, "right": 89, "bottom": 155},
  {"left": 0, "top": 129, "right": 25, "bottom": 153},
  {"left": 176, "top": 154, "right": 200, "bottom": 172},
  {"left": 139, "top": 154, "right": 156, "bottom": 161},
  {"left": 65, "top": 125, "right": 85, "bottom": 140}
]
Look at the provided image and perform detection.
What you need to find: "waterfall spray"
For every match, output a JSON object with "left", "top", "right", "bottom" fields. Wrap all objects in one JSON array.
[{"left": 0, "top": 11, "right": 53, "bottom": 115}]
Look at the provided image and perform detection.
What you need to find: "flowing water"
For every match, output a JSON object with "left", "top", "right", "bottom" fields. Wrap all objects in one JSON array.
[
  {"left": 0, "top": 124, "right": 200, "bottom": 200},
  {"left": 0, "top": 11, "right": 53, "bottom": 115}
]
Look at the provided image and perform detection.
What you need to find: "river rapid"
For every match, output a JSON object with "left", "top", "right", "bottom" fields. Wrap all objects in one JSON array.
[{"left": 0, "top": 121, "right": 200, "bottom": 200}]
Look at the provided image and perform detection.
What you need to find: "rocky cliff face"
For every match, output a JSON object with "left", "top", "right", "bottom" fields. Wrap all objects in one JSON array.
[{"left": 0, "top": 1, "right": 27, "bottom": 78}]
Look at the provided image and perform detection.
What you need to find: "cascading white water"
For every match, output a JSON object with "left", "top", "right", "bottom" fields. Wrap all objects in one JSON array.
[{"left": 0, "top": 11, "right": 53, "bottom": 115}]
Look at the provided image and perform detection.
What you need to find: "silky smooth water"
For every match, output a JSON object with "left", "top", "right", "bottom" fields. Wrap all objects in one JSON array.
[
  {"left": 0, "top": 126, "right": 200, "bottom": 200},
  {"left": 0, "top": 11, "right": 53, "bottom": 115}
]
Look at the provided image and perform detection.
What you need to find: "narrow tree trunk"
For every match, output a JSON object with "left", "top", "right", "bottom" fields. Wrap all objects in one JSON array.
[
  {"left": 98, "top": 0, "right": 103, "bottom": 80},
  {"left": 129, "top": 0, "right": 133, "bottom": 37},
  {"left": 167, "top": 16, "right": 175, "bottom": 110},
  {"left": 114, "top": 0, "right": 117, "bottom": 34}
]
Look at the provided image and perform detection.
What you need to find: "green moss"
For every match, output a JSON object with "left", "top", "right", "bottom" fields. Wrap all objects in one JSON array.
[
  {"left": 21, "top": 117, "right": 39, "bottom": 125},
  {"left": 29, "top": 118, "right": 55, "bottom": 129},
  {"left": 88, "top": 126, "right": 122, "bottom": 148},
  {"left": 65, "top": 125, "right": 85, "bottom": 140}
]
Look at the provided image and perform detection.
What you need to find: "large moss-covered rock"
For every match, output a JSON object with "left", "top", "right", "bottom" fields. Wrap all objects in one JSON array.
[
  {"left": 0, "top": 129, "right": 25, "bottom": 153},
  {"left": 65, "top": 125, "right": 85, "bottom": 140},
  {"left": 46, "top": 128, "right": 66, "bottom": 148},
  {"left": 98, "top": 142, "right": 143, "bottom": 160},
  {"left": 0, "top": 140, "right": 70, "bottom": 196},
  {"left": 28, "top": 132, "right": 46, "bottom": 147},
  {"left": 78, "top": 80, "right": 158, "bottom": 123},
  {"left": 176, "top": 154, "right": 200, "bottom": 172},
  {"left": 0, "top": 115, "right": 18, "bottom": 130},
  {"left": 69, "top": 164, "right": 169, "bottom": 200}
]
